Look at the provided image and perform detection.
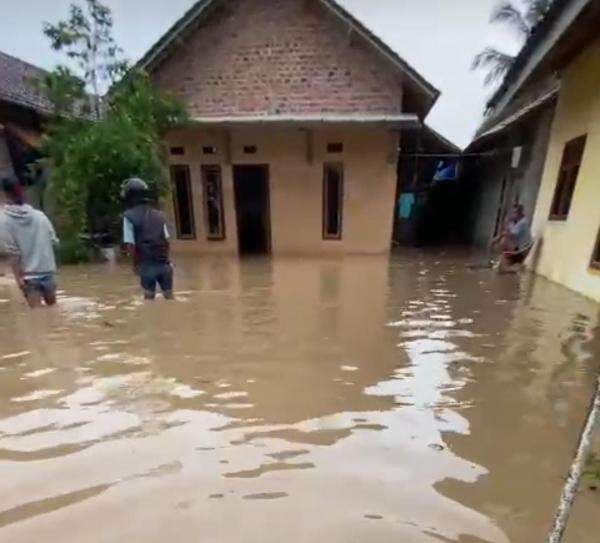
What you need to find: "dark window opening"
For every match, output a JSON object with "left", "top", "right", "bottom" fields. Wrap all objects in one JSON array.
[
  {"left": 243, "top": 145, "right": 257, "bottom": 155},
  {"left": 201, "top": 165, "right": 225, "bottom": 240},
  {"left": 550, "top": 135, "right": 587, "bottom": 221},
  {"left": 170, "top": 146, "right": 185, "bottom": 156},
  {"left": 202, "top": 145, "right": 217, "bottom": 155},
  {"left": 327, "top": 142, "right": 343, "bottom": 154},
  {"left": 170, "top": 165, "right": 196, "bottom": 239},
  {"left": 591, "top": 229, "right": 600, "bottom": 270},
  {"left": 323, "top": 163, "right": 343, "bottom": 240}
]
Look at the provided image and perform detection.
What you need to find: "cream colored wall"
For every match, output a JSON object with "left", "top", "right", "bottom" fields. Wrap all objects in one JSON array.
[
  {"left": 164, "top": 126, "right": 398, "bottom": 256},
  {"left": 529, "top": 37, "right": 600, "bottom": 302}
]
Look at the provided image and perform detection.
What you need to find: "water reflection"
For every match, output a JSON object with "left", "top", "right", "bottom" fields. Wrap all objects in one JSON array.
[{"left": 0, "top": 253, "right": 598, "bottom": 542}]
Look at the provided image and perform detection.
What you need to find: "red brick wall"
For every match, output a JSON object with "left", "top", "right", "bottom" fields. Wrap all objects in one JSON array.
[{"left": 151, "top": 0, "right": 404, "bottom": 117}]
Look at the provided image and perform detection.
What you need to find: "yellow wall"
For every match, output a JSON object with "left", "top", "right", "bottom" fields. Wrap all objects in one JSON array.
[
  {"left": 164, "top": 126, "right": 398, "bottom": 256},
  {"left": 530, "top": 37, "right": 600, "bottom": 302}
]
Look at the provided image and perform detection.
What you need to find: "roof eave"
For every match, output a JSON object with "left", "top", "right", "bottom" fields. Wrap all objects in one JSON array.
[
  {"left": 489, "top": 0, "right": 592, "bottom": 114},
  {"left": 137, "top": 0, "right": 213, "bottom": 72},
  {"left": 183, "top": 113, "right": 421, "bottom": 129},
  {"left": 423, "top": 124, "right": 462, "bottom": 153}
]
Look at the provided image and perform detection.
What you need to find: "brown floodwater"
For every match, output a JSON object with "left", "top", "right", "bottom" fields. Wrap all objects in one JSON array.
[{"left": 0, "top": 251, "right": 599, "bottom": 542}]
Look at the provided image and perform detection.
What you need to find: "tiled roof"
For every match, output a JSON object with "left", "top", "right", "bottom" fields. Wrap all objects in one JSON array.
[{"left": 0, "top": 51, "right": 53, "bottom": 114}]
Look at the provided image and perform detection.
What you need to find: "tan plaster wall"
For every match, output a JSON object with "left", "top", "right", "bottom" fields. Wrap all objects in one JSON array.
[{"left": 165, "top": 126, "right": 397, "bottom": 256}]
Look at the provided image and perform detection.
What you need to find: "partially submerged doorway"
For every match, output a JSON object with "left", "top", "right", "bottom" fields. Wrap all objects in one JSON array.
[{"left": 233, "top": 165, "right": 271, "bottom": 255}]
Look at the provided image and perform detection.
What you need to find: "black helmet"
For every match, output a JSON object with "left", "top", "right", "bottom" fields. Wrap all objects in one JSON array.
[{"left": 121, "top": 177, "right": 149, "bottom": 199}]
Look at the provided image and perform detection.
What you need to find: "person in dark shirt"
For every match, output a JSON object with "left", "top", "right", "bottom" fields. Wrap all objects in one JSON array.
[{"left": 121, "top": 178, "right": 174, "bottom": 300}]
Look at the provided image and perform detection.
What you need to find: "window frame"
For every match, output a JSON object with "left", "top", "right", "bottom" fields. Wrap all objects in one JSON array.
[
  {"left": 201, "top": 164, "right": 226, "bottom": 241},
  {"left": 322, "top": 162, "right": 344, "bottom": 241},
  {"left": 170, "top": 164, "right": 197, "bottom": 240},
  {"left": 591, "top": 228, "right": 600, "bottom": 271},
  {"left": 549, "top": 134, "right": 587, "bottom": 221}
]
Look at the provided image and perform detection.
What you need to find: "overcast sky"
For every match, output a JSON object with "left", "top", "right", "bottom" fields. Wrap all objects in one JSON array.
[{"left": 0, "top": 0, "right": 521, "bottom": 148}]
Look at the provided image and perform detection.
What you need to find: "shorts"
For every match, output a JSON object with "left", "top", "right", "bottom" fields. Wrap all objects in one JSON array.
[
  {"left": 23, "top": 274, "right": 57, "bottom": 299},
  {"left": 139, "top": 263, "right": 173, "bottom": 294}
]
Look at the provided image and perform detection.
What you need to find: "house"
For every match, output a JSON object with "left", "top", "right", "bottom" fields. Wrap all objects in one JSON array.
[
  {"left": 463, "top": 76, "right": 558, "bottom": 249},
  {"left": 0, "top": 51, "right": 52, "bottom": 192},
  {"left": 138, "top": 0, "right": 440, "bottom": 255},
  {"left": 468, "top": 0, "right": 600, "bottom": 301}
]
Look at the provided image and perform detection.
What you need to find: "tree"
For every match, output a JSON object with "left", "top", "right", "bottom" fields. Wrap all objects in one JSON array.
[
  {"left": 473, "top": 0, "right": 553, "bottom": 86},
  {"left": 43, "top": 0, "right": 127, "bottom": 118},
  {"left": 40, "top": 0, "right": 187, "bottom": 262}
]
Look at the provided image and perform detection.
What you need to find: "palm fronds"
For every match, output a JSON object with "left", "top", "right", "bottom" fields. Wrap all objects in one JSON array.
[
  {"left": 490, "top": 1, "right": 530, "bottom": 39},
  {"left": 472, "top": 47, "right": 516, "bottom": 86}
]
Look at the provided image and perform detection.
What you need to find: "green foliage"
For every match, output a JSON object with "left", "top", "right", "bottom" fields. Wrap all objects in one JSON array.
[{"left": 40, "top": 0, "right": 188, "bottom": 259}]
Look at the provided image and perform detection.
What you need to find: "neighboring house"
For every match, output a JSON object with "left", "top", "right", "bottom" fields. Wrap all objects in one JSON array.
[
  {"left": 525, "top": 0, "right": 600, "bottom": 301},
  {"left": 0, "top": 51, "right": 52, "bottom": 186},
  {"left": 463, "top": 76, "right": 558, "bottom": 248},
  {"left": 138, "top": 0, "right": 440, "bottom": 255},
  {"left": 467, "top": 0, "right": 600, "bottom": 302}
]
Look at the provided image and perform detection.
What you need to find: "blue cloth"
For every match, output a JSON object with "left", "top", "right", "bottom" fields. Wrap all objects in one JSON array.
[
  {"left": 433, "top": 160, "right": 459, "bottom": 182},
  {"left": 398, "top": 193, "right": 415, "bottom": 219}
]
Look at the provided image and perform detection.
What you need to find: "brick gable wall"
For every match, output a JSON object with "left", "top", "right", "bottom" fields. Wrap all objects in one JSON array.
[{"left": 152, "top": 0, "right": 404, "bottom": 117}]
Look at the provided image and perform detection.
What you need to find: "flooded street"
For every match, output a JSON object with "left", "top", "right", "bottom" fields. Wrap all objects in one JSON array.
[{"left": 0, "top": 252, "right": 599, "bottom": 542}]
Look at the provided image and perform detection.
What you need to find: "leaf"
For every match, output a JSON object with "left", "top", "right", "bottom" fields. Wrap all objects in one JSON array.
[
  {"left": 472, "top": 47, "right": 515, "bottom": 86},
  {"left": 490, "top": 1, "right": 530, "bottom": 39}
]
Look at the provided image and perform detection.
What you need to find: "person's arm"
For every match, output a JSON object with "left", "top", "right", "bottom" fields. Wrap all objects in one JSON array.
[
  {"left": 48, "top": 217, "right": 59, "bottom": 246},
  {"left": 42, "top": 215, "right": 60, "bottom": 246},
  {"left": 4, "top": 229, "right": 24, "bottom": 290},
  {"left": 123, "top": 217, "right": 135, "bottom": 257}
]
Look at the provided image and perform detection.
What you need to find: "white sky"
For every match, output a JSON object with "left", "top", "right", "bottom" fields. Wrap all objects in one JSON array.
[{"left": 0, "top": 0, "right": 521, "bottom": 148}]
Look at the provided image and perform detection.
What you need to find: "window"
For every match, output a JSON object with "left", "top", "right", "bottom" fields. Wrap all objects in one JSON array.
[
  {"left": 170, "top": 165, "right": 196, "bottom": 239},
  {"left": 549, "top": 135, "right": 587, "bottom": 220},
  {"left": 591, "top": 229, "right": 600, "bottom": 270},
  {"left": 327, "top": 142, "right": 344, "bottom": 154},
  {"left": 170, "top": 146, "right": 185, "bottom": 156},
  {"left": 323, "top": 163, "right": 344, "bottom": 240},
  {"left": 201, "top": 165, "right": 226, "bottom": 240},
  {"left": 202, "top": 145, "right": 217, "bottom": 155},
  {"left": 243, "top": 145, "right": 257, "bottom": 155}
]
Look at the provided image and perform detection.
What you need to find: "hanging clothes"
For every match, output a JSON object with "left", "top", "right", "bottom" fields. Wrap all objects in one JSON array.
[{"left": 398, "top": 192, "right": 415, "bottom": 219}]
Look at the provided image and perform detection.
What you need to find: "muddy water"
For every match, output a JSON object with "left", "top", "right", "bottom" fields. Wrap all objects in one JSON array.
[{"left": 0, "top": 252, "right": 599, "bottom": 542}]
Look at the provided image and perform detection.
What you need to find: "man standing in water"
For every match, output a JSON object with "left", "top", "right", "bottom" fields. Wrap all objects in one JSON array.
[
  {"left": 122, "top": 178, "right": 174, "bottom": 300},
  {"left": 1, "top": 176, "right": 59, "bottom": 307}
]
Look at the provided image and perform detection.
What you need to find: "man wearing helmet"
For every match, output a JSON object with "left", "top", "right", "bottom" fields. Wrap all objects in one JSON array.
[{"left": 121, "top": 178, "right": 174, "bottom": 300}]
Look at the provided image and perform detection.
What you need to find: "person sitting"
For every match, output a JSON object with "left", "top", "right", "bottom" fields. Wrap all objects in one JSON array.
[{"left": 491, "top": 204, "right": 534, "bottom": 273}]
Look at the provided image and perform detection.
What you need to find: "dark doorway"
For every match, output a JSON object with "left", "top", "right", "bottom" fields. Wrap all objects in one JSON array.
[{"left": 233, "top": 165, "right": 271, "bottom": 254}]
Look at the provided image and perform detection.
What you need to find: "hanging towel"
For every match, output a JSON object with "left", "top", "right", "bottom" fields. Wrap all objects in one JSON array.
[{"left": 398, "top": 193, "right": 415, "bottom": 219}]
